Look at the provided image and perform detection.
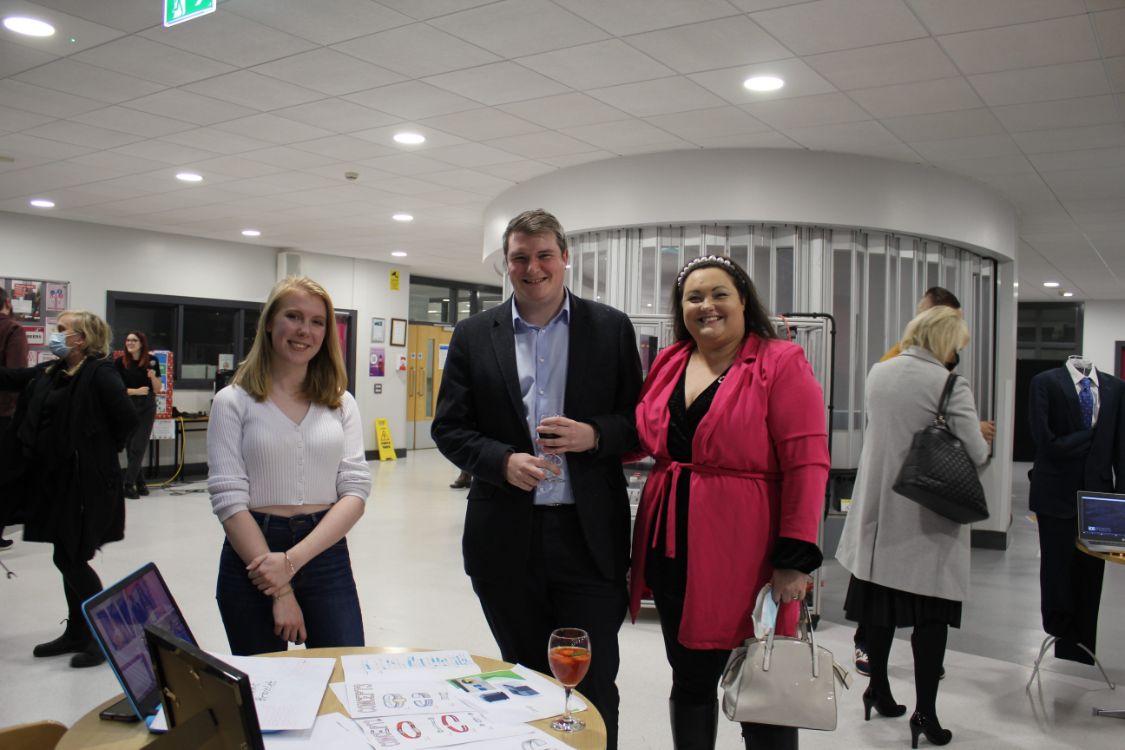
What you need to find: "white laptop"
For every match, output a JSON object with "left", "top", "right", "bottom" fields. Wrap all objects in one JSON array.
[{"left": 1077, "top": 490, "right": 1125, "bottom": 553}]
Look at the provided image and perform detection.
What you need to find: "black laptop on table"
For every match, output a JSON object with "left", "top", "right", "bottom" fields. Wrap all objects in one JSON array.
[
  {"left": 1077, "top": 490, "right": 1125, "bottom": 554},
  {"left": 81, "top": 562, "right": 197, "bottom": 724}
]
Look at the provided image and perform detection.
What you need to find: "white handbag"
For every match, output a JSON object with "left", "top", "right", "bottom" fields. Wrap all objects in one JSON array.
[{"left": 720, "top": 585, "right": 851, "bottom": 730}]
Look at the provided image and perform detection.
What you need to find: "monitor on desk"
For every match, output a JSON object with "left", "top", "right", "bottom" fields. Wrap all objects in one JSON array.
[{"left": 1077, "top": 490, "right": 1125, "bottom": 553}]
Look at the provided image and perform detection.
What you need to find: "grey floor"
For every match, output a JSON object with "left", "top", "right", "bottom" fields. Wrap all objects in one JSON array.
[{"left": 1, "top": 452, "right": 1122, "bottom": 749}]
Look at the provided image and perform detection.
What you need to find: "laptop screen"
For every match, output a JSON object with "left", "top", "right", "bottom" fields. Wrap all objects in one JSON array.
[
  {"left": 1078, "top": 491, "right": 1125, "bottom": 549},
  {"left": 82, "top": 563, "right": 196, "bottom": 718}
]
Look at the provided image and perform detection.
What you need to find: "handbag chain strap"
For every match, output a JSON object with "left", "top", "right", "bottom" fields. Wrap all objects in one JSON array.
[{"left": 934, "top": 373, "right": 958, "bottom": 426}]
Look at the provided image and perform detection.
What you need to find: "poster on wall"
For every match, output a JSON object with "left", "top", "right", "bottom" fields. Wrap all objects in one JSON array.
[
  {"left": 371, "top": 317, "right": 385, "bottom": 343},
  {"left": 151, "top": 351, "right": 173, "bottom": 419},
  {"left": 369, "top": 347, "right": 385, "bottom": 377},
  {"left": 24, "top": 326, "right": 44, "bottom": 346},
  {"left": 10, "top": 280, "right": 42, "bottom": 321},
  {"left": 46, "top": 283, "right": 67, "bottom": 311}
]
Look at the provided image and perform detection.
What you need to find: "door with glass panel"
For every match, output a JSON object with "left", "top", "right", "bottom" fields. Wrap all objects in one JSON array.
[{"left": 407, "top": 323, "right": 453, "bottom": 450}]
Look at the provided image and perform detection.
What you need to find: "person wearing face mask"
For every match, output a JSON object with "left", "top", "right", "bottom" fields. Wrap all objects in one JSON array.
[
  {"left": 0, "top": 310, "right": 136, "bottom": 668},
  {"left": 115, "top": 331, "right": 164, "bottom": 499}
]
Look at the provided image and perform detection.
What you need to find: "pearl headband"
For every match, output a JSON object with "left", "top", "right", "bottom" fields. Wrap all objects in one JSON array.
[{"left": 676, "top": 255, "right": 737, "bottom": 290}]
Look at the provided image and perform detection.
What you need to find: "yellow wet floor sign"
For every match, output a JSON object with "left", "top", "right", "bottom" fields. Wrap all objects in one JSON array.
[{"left": 375, "top": 418, "right": 396, "bottom": 461}]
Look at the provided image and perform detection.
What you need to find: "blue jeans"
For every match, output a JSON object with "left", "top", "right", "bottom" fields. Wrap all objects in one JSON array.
[{"left": 216, "top": 510, "right": 364, "bottom": 655}]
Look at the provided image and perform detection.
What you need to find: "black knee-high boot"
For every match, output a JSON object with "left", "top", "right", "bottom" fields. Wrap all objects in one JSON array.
[
  {"left": 910, "top": 622, "right": 951, "bottom": 747},
  {"left": 741, "top": 722, "right": 797, "bottom": 750},
  {"left": 670, "top": 699, "right": 717, "bottom": 750}
]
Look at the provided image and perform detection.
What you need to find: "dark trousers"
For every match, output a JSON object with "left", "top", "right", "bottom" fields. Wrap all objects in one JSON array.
[
  {"left": 1037, "top": 514, "right": 1105, "bottom": 663},
  {"left": 216, "top": 510, "right": 364, "bottom": 656},
  {"left": 652, "top": 585, "right": 798, "bottom": 750},
  {"left": 470, "top": 505, "right": 627, "bottom": 750},
  {"left": 0, "top": 415, "right": 9, "bottom": 539},
  {"left": 123, "top": 398, "right": 156, "bottom": 486},
  {"left": 52, "top": 544, "right": 102, "bottom": 643},
  {"left": 864, "top": 621, "right": 947, "bottom": 717}
]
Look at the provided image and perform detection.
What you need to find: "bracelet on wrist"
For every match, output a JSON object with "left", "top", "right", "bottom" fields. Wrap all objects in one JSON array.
[
  {"left": 273, "top": 587, "right": 293, "bottom": 601},
  {"left": 284, "top": 551, "right": 296, "bottom": 577}
]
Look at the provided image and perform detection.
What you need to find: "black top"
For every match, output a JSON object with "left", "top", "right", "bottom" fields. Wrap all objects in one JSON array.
[
  {"left": 646, "top": 366, "right": 822, "bottom": 593},
  {"left": 114, "top": 356, "right": 161, "bottom": 400}
]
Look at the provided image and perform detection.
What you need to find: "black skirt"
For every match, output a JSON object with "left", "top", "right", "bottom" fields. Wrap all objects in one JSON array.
[{"left": 844, "top": 576, "right": 962, "bottom": 629}]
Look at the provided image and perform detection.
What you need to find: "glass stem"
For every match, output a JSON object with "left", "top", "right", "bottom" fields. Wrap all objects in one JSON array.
[{"left": 563, "top": 686, "right": 573, "bottom": 721}]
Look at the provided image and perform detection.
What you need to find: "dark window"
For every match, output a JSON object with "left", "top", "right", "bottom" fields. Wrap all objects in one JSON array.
[{"left": 408, "top": 275, "right": 502, "bottom": 325}]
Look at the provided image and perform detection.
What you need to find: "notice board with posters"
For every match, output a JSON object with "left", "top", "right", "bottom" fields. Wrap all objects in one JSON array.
[{"left": 0, "top": 277, "right": 70, "bottom": 366}]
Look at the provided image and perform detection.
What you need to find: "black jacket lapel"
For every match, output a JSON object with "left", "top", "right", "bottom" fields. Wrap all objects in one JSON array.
[{"left": 490, "top": 301, "right": 531, "bottom": 444}]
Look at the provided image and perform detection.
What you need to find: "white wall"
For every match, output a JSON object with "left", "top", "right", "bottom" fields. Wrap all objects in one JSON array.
[
  {"left": 0, "top": 211, "right": 409, "bottom": 467},
  {"left": 1083, "top": 300, "right": 1125, "bottom": 374}
]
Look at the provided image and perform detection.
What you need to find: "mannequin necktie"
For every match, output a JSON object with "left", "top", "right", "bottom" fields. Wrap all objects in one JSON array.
[{"left": 1079, "top": 377, "right": 1094, "bottom": 429}]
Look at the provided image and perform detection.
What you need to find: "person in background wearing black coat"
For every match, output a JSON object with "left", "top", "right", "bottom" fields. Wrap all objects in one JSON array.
[
  {"left": 0, "top": 287, "right": 29, "bottom": 550},
  {"left": 115, "top": 330, "right": 163, "bottom": 499},
  {"left": 0, "top": 310, "right": 136, "bottom": 668}
]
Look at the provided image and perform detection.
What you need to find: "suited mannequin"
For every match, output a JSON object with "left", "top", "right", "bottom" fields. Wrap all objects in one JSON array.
[
  {"left": 1028, "top": 355, "right": 1125, "bottom": 663},
  {"left": 432, "top": 209, "right": 642, "bottom": 750}
]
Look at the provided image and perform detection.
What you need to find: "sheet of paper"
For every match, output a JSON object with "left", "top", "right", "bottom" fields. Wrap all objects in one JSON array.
[
  {"left": 217, "top": 654, "right": 336, "bottom": 730},
  {"left": 445, "top": 665, "right": 584, "bottom": 723},
  {"left": 341, "top": 680, "right": 467, "bottom": 718},
  {"left": 341, "top": 651, "right": 481, "bottom": 683},
  {"left": 453, "top": 726, "right": 578, "bottom": 750},
  {"left": 354, "top": 710, "right": 528, "bottom": 749},
  {"left": 263, "top": 712, "right": 370, "bottom": 750}
]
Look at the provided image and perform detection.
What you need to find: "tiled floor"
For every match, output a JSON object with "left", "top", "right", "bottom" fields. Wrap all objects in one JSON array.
[{"left": 0, "top": 451, "right": 1121, "bottom": 748}]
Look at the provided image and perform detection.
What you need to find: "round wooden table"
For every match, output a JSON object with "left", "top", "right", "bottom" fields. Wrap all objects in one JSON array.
[{"left": 57, "top": 646, "right": 606, "bottom": 749}]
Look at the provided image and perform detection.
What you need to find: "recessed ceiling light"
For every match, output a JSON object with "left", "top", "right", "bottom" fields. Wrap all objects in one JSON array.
[
  {"left": 241, "top": 229, "right": 261, "bottom": 237},
  {"left": 29, "top": 198, "right": 55, "bottom": 208},
  {"left": 176, "top": 171, "right": 203, "bottom": 182},
  {"left": 1043, "top": 281, "right": 1060, "bottom": 288},
  {"left": 1062, "top": 292, "right": 1074, "bottom": 297},
  {"left": 3, "top": 17, "right": 55, "bottom": 37},
  {"left": 1013, "top": 282, "right": 1019, "bottom": 288},
  {"left": 393, "top": 132, "right": 426, "bottom": 145},
  {"left": 391, "top": 251, "right": 407, "bottom": 257},
  {"left": 743, "top": 75, "right": 785, "bottom": 92},
  {"left": 393, "top": 213, "right": 413, "bottom": 222}
]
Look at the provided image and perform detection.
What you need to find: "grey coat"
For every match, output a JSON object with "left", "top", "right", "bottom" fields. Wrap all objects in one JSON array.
[{"left": 836, "top": 347, "right": 990, "bottom": 602}]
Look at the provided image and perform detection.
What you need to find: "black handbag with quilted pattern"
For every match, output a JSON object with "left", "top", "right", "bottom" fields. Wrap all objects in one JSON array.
[{"left": 893, "top": 373, "right": 989, "bottom": 524}]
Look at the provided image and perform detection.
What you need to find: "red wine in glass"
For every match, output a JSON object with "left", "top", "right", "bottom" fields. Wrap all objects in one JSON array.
[{"left": 548, "top": 627, "right": 591, "bottom": 732}]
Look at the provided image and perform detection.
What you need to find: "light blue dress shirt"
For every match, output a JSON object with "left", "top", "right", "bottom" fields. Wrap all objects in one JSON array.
[{"left": 513, "top": 293, "right": 574, "bottom": 505}]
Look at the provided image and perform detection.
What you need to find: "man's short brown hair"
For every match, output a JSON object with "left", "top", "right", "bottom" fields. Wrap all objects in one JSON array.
[
  {"left": 502, "top": 209, "right": 568, "bottom": 257},
  {"left": 922, "top": 286, "right": 961, "bottom": 310}
]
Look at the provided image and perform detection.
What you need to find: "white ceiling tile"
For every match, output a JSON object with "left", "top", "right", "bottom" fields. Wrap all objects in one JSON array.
[
  {"left": 624, "top": 16, "right": 793, "bottom": 74},
  {"left": 931, "top": 154, "right": 1037, "bottom": 178},
  {"left": 188, "top": 155, "right": 288, "bottom": 179},
  {"left": 1029, "top": 147, "right": 1125, "bottom": 172},
  {"left": 969, "top": 61, "right": 1110, "bottom": 105},
  {"left": 289, "top": 135, "right": 398, "bottom": 161},
  {"left": 423, "top": 62, "right": 571, "bottom": 106},
  {"left": 742, "top": 92, "right": 871, "bottom": 129},
  {"left": 345, "top": 81, "right": 480, "bottom": 120},
  {"left": 1108, "top": 56, "right": 1125, "bottom": 92},
  {"left": 29, "top": 0, "right": 156, "bottom": 34},
  {"left": 224, "top": 0, "right": 412, "bottom": 45},
  {"left": 805, "top": 38, "right": 959, "bottom": 90},
  {"left": 183, "top": 71, "right": 324, "bottom": 111},
  {"left": 553, "top": 0, "right": 741, "bottom": 35},
  {"left": 212, "top": 113, "right": 336, "bottom": 146},
  {"left": 161, "top": 127, "right": 274, "bottom": 155},
  {"left": 423, "top": 143, "right": 525, "bottom": 168},
  {"left": 347, "top": 0, "right": 497, "bottom": 20},
  {"left": 645, "top": 106, "right": 772, "bottom": 140},
  {"left": 139, "top": 12, "right": 317, "bottom": 67},
  {"left": 1093, "top": 8, "right": 1125, "bottom": 57},
  {"left": 486, "top": 131, "right": 604, "bottom": 159},
  {"left": 847, "top": 77, "right": 984, "bottom": 118},
  {"left": 331, "top": 24, "right": 500, "bottom": 78},
  {"left": 880, "top": 108, "right": 1005, "bottom": 142},
  {"left": 423, "top": 168, "right": 515, "bottom": 192},
  {"left": 0, "top": 80, "right": 108, "bottom": 118},
  {"left": 14, "top": 59, "right": 162, "bottom": 104},
  {"left": 783, "top": 120, "right": 912, "bottom": 152},
  {"left": 1043, "top": 166, "right": 1125, "bottom": 200},
  {"left": 72, "top": 36, "right": 235, "bottom": 87},
  {"left": 252, "top": 49, "right": 405, "bottom": 97},
  {"left": 975, "top": 172, "right": 1058, "bottom": 206},
  {"left": 273, "top": 100, "right": 400, "bottom": 134},
  {"left": 559, "top": 119, "right": 688, "bottom": 152},
  {"left": 518, "top": 40, "right": 677, "bottom": 90},
  {"left": 991, "top": 95, "right": 1121, "bottom": 132},
  {"left": 0, "top": 161, "right": 124, "bottom": 199},
  {"left": 241, "top": 146, "right": 341, "bottom": 170},
  {"left": 728, "top": 0, "right": 812, "bottom": 8},
  {"left": 70, "top": 106, "right": 196, "bottom": 138},
  {"left": 0, "top": 132, "right": 93, "bottom": 161},
  {"left": 357, "top": 153, "right": 455, "bottom": 176},
  {"left": 0, "top": 38, "right": 58, "bottom": 78},
  {"left": 497, "top": 93, "right": 628, "bottom": 129},
  {"left": 692, "top": 131, "right": 802, "bottom": 149},
  {"left": 751, "top": 0, "right": 927, "bottom": 55},
  {"left": 938, "top": 16, "right": 1100, "bottom": 75},
  {"left": 907, "top": 0, "right": 1087, "bottom": 34},
  {"left": 109, "top": 140, "right": 222, "bottom": 166},
  {"left": 689, "top": 59, "right": 838, "bottom": 103},
  {"left": 907, "top": 133, "right": 1023, "bottom": 161},
  {"left": 121, "top": 89, "right": 257, "bottom": 127},
  {"left": 418, "top": 108, "right": 541, "bottom": 141},
  {"left": 33, "top": 120, "right": 141, "bottom": 149},
  {"left": 0, "top": 104, "right": 53, "bottom": 132},
  {"left": 587, "top": 77, "right": 728, "bottom": 118},
  {"left": 365, "top": 175, "right": 446, "bottom": 195},
  {"left": 1013, "top": 124, "right": 1125, "bottom": 153},
  {"left": 613, "top": 138, "right": 699, "bottom": 156},
  {"left": 429, "top": 0, "right": 609, "bottom": 57},
  {"left": 478, "top": 159, "right": 556, "bottom": 182},
  {"left": 350, "top": 123, "right": 467, "bottom": 151}
]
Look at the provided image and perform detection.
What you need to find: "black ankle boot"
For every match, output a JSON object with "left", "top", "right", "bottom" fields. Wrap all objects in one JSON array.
[
  {"left": 909, "top": 711, "right": 952, "bottom": 748},
  {"left": 124, "top": 483, "right": 139, "bottom": 499},
  {"left": 70, "top": 642, "right": 106, "bottom": 668},
  {"left": 742, "top": 722, "right": 798, "bottom": 750},
  {"left": 137, "top": 479, "right": 149, "bottom": 496},
  {"left": 863, "top": 686, "right": 906, "bottom": 720},
  {"left": 33, "top": 627, "right": 87, "bottom": 657},
  {"left": 670, "top": 699, "right": 717, "bottom": 750}
]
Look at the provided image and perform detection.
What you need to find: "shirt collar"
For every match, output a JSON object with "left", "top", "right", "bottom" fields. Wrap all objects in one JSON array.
[
  {"left": 512, "top": 290, "right": 571, "bottom": 331},
  {"left": 1066, "top": 359, "right": 1098, "bottom": 387}
]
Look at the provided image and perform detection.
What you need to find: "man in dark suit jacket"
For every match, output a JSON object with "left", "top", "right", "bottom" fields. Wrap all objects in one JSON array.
[
  {"left": 1028, "top": 360, "right": 1125, "bottom": 663},
  {"left": 432, "top": 209, "right": 641, "bottom": 749}
]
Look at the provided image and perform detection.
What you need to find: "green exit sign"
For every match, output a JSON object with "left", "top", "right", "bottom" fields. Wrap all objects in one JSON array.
[{"left": 164, "top": 0, "right": 215, "bottom": 27}]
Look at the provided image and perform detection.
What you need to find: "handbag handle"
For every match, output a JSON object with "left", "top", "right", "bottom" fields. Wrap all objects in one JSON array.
[
  {"left": 934, "top": 373, "right": 958, "bottom": 425},
  {"left": 756, "top": 589, "right": 819, "bottom": 680}
]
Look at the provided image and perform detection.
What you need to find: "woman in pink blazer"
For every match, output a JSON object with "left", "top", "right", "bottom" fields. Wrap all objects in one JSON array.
[{"left": 630, "top": 256, "right": 830, "bottom": 750}]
